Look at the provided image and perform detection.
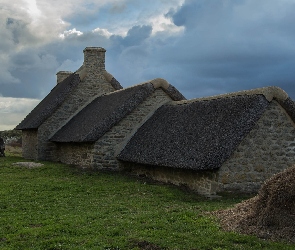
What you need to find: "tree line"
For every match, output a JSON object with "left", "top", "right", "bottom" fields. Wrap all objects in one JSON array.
[{"left": 0, "top": 130, "right": 22, "bottom": 144}]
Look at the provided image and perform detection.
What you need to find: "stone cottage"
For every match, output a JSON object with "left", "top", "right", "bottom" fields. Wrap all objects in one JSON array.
[{"left": 16, "top": 47, "right": 295, "bottom": 195}]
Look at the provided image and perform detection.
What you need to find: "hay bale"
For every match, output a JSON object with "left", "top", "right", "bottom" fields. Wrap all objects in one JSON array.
[
  {"left": 253, "top": 166, "right": 295, "bottom": 228},
  {"left": 215, "top": 166, "right": 295, "bottom": 242}
]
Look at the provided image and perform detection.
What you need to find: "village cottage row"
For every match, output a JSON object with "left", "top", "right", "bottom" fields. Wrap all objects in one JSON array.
[{"left": 16, "top": 47, "right": 295, "bottom": 195}]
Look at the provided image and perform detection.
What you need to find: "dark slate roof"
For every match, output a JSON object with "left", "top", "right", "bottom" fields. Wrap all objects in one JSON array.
[
  {"left": 50, "top": 83, "right": 155, "bottom": 142},
  {"left": 15, "top": 73, "right": 80, "bottom": 130},
  {"left": 117, "top": 95, "right": 270, "bottom": 170}
]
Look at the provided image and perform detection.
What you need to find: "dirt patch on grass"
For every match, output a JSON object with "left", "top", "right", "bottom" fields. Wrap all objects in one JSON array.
[
  {"left": 13, "top": 162, "right": 44, "bottom": 168},
  {"left": 214, "top": 166, "right": 295, "bottom": 242}
]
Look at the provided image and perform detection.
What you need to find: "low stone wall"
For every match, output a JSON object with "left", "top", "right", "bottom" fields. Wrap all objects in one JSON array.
[
  {"left": 56, "top": 142, "right": 94, "bottom": 167},
  {"left": 93, "top": 89, "right": 172, "bottom": 170},
  {"left": 218, "top": 100, "right": 295, "bottom": 193},
  {"left": 122, "top": 162, "right": 218, "bottom": 195},
  {"left": 22, "top": 130, "right": 38, "bottom": 159}
]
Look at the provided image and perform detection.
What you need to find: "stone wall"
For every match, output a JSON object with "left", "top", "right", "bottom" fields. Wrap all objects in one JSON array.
[
  {"left": 93, "top": 89, "right": 172, "bottom": 170},
  {"left": 37, "top": 77, "right": 114, "bottom": 161},
  {"left": 124, "top": 163, "right": 218, "bottom": 195},
  {"left": 22, "top": 130, "right": 38, "bottom": 159},
  {"left": 37, "top": 48, "right": 115, "bottom": 161},
  {"left": 56, "top": 142, "right": 94, "bottom": 167},
  {"left": 218, "top": 100, "right": 295, "bottom": 193}
]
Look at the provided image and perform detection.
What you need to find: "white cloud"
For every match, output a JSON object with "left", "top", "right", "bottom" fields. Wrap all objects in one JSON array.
[
  {"left": 0, "top": 97, "right": 40, "bottom": 114},
  {"left": 59, "top": 28, "right": 84, "bottom": 39},
  {"left": 150, "top": 14, "right": 185, "bottom": 36},
  {"left": 2, "top": 1, "right": 67, "bottom": 47},
  {"left": 0, "top": 97, "right": 40, "bottom": 130},
  {"left": 22, "top": 0, "right": 41, "bottom": 18},
  {"left": 92, "top": 28, "right": 113, "bottom": 38}
]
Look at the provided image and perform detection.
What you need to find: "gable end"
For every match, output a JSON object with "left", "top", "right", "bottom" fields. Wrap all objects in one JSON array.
[{"left": 15, "top": 73, "right": 80, "bottom": 130}]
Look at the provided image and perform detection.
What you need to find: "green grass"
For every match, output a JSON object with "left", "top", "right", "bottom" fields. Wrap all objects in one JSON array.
[{"left": 0, "top": 156, "right": 294, "bottom": 250}]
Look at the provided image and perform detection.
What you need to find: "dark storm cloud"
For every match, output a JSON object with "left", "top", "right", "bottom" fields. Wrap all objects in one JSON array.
[
  {"left": 110, "top": 25, "right": 152, "bottom": 47},
  {"left": 122, "top": 25, "right": 152, "bottom": 46},
  {"left": 148, "top": 0, "right": 295, "bottom": 99},
  {"left": 2, "top": 0, "right": 295, "bottom": 101},
  {"left": 3, "top": 0, "right": 295, "bottom": 130},
  {"left": 1, "top": 30, "right": 112, "bottom": 98},
  {"left": 1, "top": 22, "right": 152, "bottom": 98}
]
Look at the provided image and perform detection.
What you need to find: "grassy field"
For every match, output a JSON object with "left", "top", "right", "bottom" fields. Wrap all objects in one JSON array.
[{"left": 0, "top": 153, "right": 294, "bottom": 249}]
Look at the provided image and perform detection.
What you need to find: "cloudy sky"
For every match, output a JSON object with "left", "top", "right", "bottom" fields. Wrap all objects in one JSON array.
[{"left": 1, "top": 0, "right": 295, "bottom": 130}]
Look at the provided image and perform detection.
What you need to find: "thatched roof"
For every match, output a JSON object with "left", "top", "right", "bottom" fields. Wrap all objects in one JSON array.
[
  {"left": 15, "top": 68, "right": 124, "bottom": 131},
  {"left": 50, "top": 79, "right": 185, "bottom": 142},
  {"left": 102, "top": 70, "right": 123, "bottom": 90},
  {"left": 148, "top": 78, "right": 186, "bottom": 101},
  {"left": 50, "top": 82, "right": 154, "bottom": 142},
  {"left": 15, "top": 73, "right": 80, "bottom": 130},
  {"left": 276, "top": 97, "right": 295, "bottom": 123},
  {"left": 110, "top": 77, "right": 123, "bottom": 90},
  {"left": 117, "top": 94, "right": 271, "bottom": 170}
]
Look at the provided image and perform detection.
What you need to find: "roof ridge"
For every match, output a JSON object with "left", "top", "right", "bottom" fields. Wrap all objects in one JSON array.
[
  {"left": 93, "top": 78, "right": 165, "bottom": 97},
  {"left": 149, "top": 78, "right": 170, "bottom": 89},
  {"left": 128, "top": 78, "right": 170, "bottom": 90},
  {"left": 97, "top": 81, "right": 153, "bottom": 97},
  {"left": 101, "top": 78, "right": 169, "bottom": 92},
  {"left": 173, "top": 86, "right": 288, "bottom": 105},
  {"left": 97, "top": 78, "right": 185, "bottom": 101},
  {"left": 102, "top": 70, "right": 123, "bottom": 90}
]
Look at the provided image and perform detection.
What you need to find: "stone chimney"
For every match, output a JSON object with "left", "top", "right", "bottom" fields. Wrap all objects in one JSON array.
[
  {"left": 81, "top": 47, "right": 116, "bottom": 94},
  {"left": 83, "top": 47, "right": 106, "bottom": 72},
  {"left": 56, "top": 71, "right": 73, "bottom": 84}
]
